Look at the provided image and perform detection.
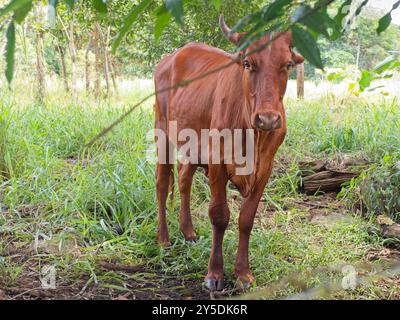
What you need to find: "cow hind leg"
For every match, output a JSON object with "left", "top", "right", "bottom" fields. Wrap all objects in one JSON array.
[
  {"left": 178, "top": 163, "right": 197, "bottom": 241},
  {"left": 156, "top": 163, "right": 173, "bottom": 246}
]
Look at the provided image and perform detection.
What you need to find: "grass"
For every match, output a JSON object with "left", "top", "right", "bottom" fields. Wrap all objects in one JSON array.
[{"left": 0, "top": 86, "right": 399, "bottom": 299}]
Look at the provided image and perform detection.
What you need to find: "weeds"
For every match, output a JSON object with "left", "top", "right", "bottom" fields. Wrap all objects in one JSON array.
[{"left": 0, "top": 88, "right": 399, "bottom": 299}]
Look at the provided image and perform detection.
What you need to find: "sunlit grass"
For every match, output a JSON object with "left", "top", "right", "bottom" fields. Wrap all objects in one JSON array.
[{"left": 0, "top": 87, "right": 399, "bottom": 299}]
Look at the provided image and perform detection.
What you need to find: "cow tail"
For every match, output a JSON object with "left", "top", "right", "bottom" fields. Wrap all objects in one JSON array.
[{"left": 168, "top": 166, "right": 175, "bottom": 209}]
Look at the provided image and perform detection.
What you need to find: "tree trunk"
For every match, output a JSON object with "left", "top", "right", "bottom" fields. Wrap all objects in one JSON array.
[
  {"left": 35, "top": 30, "right": 46, "bottom": 101},
  {"left": 56, "top": 44, "right": 69, "bottom": 92},
  {"left": 94, "top": 23, "right": 101, "bottom": 99},
  {"left": 85, "top": 41, "right": 92, "bottom": 94},
  {"left": 68, "top": 21, "right": 77, "bottom": 99},
  {"left": 297, "top": 63, "right": 304, "bottom": 100},
  {"left": 108, "top": 56, "right": 119, "bottom": 97},
  {"left": 99, "top": 25, "right": 110, "bottom": 98},
  {"left": 356, "top": 41, "right": 361, "bottom": 70}
]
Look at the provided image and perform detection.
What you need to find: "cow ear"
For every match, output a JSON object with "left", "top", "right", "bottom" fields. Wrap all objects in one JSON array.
[{"left": 292, "top": 51, "right": 304, "bottom": 65}]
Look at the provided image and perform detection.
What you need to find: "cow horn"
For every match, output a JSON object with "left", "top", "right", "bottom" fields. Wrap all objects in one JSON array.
[{"left": 219, "top": 14, "right": 240, "bottom": 44}]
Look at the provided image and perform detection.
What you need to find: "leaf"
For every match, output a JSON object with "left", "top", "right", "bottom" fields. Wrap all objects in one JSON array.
[
  {"left": 262, "top": 0, "right": 291, "bottom": 22},
  {"left": 376, "top": 1, "right": 400, "bottom": 34},
  {"left": 165, "top": 0, "right": 184, "bottom": 25},
  {"left": 374, "top": 55, "right": 399, "bottom": 73},
  {"left": 377, "top": 14, "right": 391, "bottom": 35},
  {"left": 292, "top": 4, "right": 332, "bottom": 38},
  {"left": 14, "top": 0, "right": 32, "bottom": 23},
  {"left": 0, "top": 0, "right": 32, "bottom": 19},
  {"left": 92, "top": 0, "right": 107, "bottom": 14},
  {"left": 5, "top": 21, "right": 15, "bottom": 85},
  {"left": 291, "top": 26, "right": 323, "bottom": 70},
  {"left": 341, "top": 0, "right": 368, "bottom": 31},
  {"left": 231, "top": 0, "right": 290, "bottom": 47},
  {"left": 111, "top": 0, "right": 152, "bottom": 54},
  {"left": 334, "top": 0, "right": 351, "bottom": 26},
  {"left": 359, "top": 70, "right": 373, "bottom": 92},
  {"left": 155, "top": 6, "right": 172, "bottom": 43}
]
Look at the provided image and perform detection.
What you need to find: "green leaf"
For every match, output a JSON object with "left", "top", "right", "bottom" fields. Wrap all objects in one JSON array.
[
  {"left": 377, "top": 13, "right": 391, "bottom": 34},
  {"left": 165, "top": 0, "right": 184, "bottom": 25},
  {"left": 262, "top": 0, "right": 291, "bottom": 22},
  {"left": 5, "top": 21, "right": 16, "bottom": 85},
  {"left": 92, "top": 0, "right": 107, "bottom": 14},
  {"left": 0, "top": 0, "right": 32, "bottom": 19},
  {"left": 376, "top": 1, "right": 400, "bottom": 34},
  {"left": 231, "top": 0, "right": 290, "bottom": 46},
  {"left": 355, "top": 0, "right": 369, "bottom": 16},
  {"left": 14, "top": 0, "right": 32, "bottom": 23},
  {"left": 340, "top": 0, "right": 368, "bottom": 31},
  {"left": 334, "top": 1, "right": 350, "bottom": 22},
  {"left": 374, "top": 55, "right": 400, "bottom": 73},
  {"left": 293, "top": 4, "right": 332, "bottom": 38},
  {"left": 155, "top": 5, "right": 172, "bottom": 43},
  {"left": 231, "top": 0, "right": 290, "bottom": 34},
  {"left": 291, "top": 26, "right": 323, "bottom": 70},
  {"left": 333, "top": 0, "right": 351, "bottom": 29},
  {"left": 111, "top": 0, "right": 152, "bottom": 54},
  {"left": 359, "top": 70, "right": 373, "bottom": 92}
]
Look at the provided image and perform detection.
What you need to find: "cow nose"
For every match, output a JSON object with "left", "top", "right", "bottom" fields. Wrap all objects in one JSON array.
[{"left": 253, "top": 111, "right": 282, "bottom": 131}]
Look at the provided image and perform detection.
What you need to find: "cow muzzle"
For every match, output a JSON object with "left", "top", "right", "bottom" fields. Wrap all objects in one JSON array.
[{"left": 252, "top": 110, "right": 282, "bottom": 131}]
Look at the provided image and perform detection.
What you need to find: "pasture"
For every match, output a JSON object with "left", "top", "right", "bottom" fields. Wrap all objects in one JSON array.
[{"left": 1, "top": 81, "right": 399, "bottom": 300}]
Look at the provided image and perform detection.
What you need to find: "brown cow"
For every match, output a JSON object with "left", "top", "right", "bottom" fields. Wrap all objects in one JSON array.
[{"left": 154, "top": 15, "right": 304, "bottom": 291}]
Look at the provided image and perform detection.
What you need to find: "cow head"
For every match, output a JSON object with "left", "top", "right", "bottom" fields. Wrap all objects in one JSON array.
[{"left": 220, "top": 15, "right": 304, "bottom": 131}]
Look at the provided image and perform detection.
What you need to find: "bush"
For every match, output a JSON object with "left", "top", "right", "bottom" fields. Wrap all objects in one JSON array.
[{"left": 351, "top": 155, "right": 400, "bottom": 222}]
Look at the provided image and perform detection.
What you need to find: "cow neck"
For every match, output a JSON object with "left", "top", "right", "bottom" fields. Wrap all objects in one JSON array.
[{"left": 229, "top": 66, "right": 261, "bottom": 196}]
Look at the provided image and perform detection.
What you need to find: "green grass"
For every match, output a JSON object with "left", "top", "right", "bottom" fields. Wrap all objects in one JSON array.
[{"left": 0, "top": 88, "right": 399, "bottom": 299}]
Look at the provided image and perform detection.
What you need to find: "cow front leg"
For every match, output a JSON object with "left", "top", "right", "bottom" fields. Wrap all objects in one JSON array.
[
  {"left": 205, "top": 169, "right": 229, "bottom": 291},
  {"left": 234, "top": 182, "right": 267, "bottom": 291}
]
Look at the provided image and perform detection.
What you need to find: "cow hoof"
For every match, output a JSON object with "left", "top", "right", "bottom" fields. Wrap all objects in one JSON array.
[
  {"left": 157, "top": 237, "right": 171, "bottom": 247},
  {"left": 204, "top": 279, "right": 224, "bottom": 292},
  {"left": 159, "top": 241, "right": 171, "bottom": 247},
  {"left": 181, "top": 229, "right": 197, "bottom": 242},
  {"left": 184, "top": 234, "right": 197, "bottom": 243},
  {"left": 235, "top": 279, "right": 252, "bottom": 293}
]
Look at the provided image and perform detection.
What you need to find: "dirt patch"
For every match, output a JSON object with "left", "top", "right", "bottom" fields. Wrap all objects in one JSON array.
[
  {"left": 0, "top": 269, "right": 211, "bottom": 300},
  {"left": 0, "top": 251, "right": 211, "bottom": 300}
]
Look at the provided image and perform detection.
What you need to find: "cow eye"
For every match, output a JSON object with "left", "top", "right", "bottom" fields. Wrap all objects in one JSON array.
[
  {"left": 287, "top": 61, "right": 295, "bottom": 70},
  {"left": 243, "top": 60, "right": 251, "bottom": 69}
]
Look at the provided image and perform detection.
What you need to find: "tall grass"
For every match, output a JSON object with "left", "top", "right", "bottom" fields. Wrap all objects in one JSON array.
[
  {"left": 0, "top": 87, "right": 399, "bottom": 298},
  {"left": 284, "top": 96, "right": 400, "bottom": 161}
]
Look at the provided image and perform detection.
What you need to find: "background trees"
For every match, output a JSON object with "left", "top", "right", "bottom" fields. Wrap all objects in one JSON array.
[{"left": 0, "top": 0, "right": 399, "bottom": 92}]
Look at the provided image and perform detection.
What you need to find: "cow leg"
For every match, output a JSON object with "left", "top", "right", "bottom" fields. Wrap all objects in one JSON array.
[
  {"left": 178, "top": 163, "right": 197, "bottom": 241},
  {"left": 205, "top": 167, "right": 229, "bottom": 291},
  {"left": 156, "top": 163, "right": 173, "bottom": 246},
  {"left": 234, "top": 177, "right": 270, "bottom": 290}
]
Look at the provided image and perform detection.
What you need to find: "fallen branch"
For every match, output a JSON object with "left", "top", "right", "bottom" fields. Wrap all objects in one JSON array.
[{"left": 97, "top": 261, "right": 146, "bottom": 273}]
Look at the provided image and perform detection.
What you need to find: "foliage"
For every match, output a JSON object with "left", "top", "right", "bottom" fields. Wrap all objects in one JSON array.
[
  {"left": 1, "top": 87, "right": 397, "bottom": 298},
  {"left": 1, "top": 0, "right": 399, "bottom": 83},
  {"left": 354, "top": 155, "right": 400, "bottom": 222},
  {"left": 326, "top": 53, "right": 400, "bottom": 94}
]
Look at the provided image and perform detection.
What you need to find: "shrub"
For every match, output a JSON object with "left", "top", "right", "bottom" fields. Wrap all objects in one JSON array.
[{"left": 349, "top": 155, "right": 400, "bottom": 222}]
